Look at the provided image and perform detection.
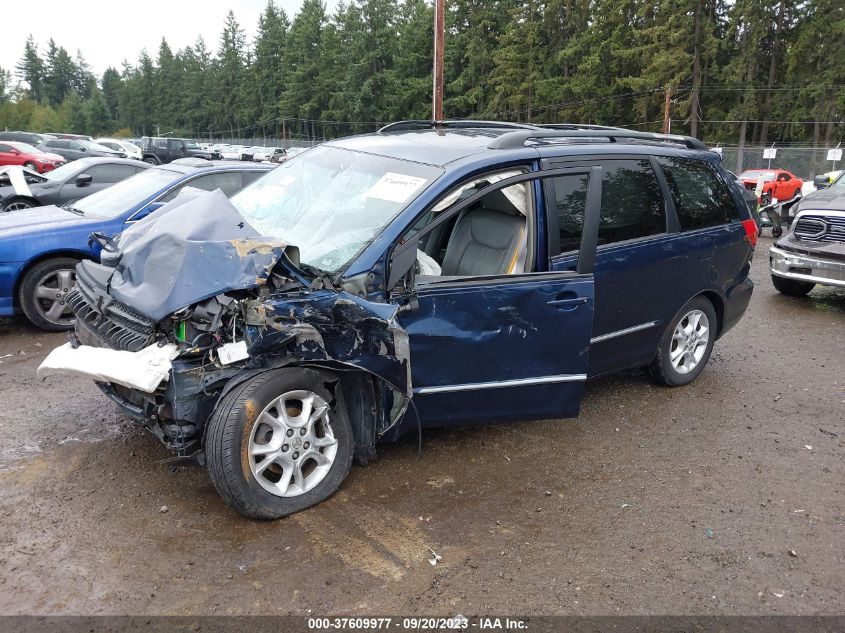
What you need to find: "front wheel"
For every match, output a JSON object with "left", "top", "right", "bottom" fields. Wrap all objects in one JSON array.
[
  {"left": 18, "top": 257, "right": 79, "bottom": 331},
  {"left": 23, "top": 162, "right": 37, "bottom": 171},
  {"left": 772, "top": 225, "right": 783, "bottom": 238},
  {"left": 206, "top": 368, "right": 354, "bottom": 519},
  {"left": 771, "top": 274, "right": 814, "bottom": 297},
  {"left": 143, "top": 156, "right": 159, "bottom": 165},
  {"left": 647, "top": 296, "right": 717, "bottom": 387}
]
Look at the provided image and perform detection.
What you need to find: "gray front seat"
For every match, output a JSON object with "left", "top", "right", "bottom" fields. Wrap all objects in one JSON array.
[{"left": 440, "top": 189, "right": 526, "bottom": 277}]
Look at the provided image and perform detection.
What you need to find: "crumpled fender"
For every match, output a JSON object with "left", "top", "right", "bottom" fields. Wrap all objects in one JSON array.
[{"left": 244, "top": 289, "right": 412, "bottom": 397}]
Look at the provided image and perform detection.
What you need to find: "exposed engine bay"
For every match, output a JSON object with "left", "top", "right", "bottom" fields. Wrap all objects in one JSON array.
[{"left": 37, "top": 190, "right": 412, "bottom": 463}]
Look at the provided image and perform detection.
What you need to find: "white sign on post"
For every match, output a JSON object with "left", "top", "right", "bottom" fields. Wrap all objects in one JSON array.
[
  {"left": 826, "top": 148, "right": 842, "bottom": 162},
  {"left": 763, "top": 148, "right": 777, "bottom": 159},
  {"left": 711, "top": 147, "right": 723, "bottom": 155}
]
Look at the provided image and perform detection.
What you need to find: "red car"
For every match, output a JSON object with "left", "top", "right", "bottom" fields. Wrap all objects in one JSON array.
[
  {"left": 0, "top": 141, "right": 66, "bottom": 173},
  {"left": 738, "top": 168, "right": 803, "bottom": 203}
]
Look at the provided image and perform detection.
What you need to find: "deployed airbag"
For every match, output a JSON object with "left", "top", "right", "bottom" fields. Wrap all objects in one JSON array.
[{"left": 37, "top": 342, "right": 180, "bottom": 393}]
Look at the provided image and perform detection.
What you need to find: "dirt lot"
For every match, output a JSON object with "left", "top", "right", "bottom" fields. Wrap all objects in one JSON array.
[{"left": 0, "top": 236, "right": 842, "bottom": 616}]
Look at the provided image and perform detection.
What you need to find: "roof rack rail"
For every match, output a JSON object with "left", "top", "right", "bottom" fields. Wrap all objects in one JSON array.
[
  {"left": 536, "top": 123, "right": 627, "bottom": 131},
  {"left": 487, "top": 129, "right": 708, "bottom": 151},
  {"left": 378, "top": 120, "right": 539, "bottom": 133}
]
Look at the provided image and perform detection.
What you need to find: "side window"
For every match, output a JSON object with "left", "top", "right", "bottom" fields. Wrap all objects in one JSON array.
[
  {"left": 552, "top": 172, "right": 589, "bottom": 253},
  {"left": 241, "top": 170, "right": 265, "bottom": 187},
  {"left": 551, "top": 160, "right": 664, "bottom": 254},
  {"left": 47, "top": 140, "right": 67, "bottom": 149},
  {"left": 598, "top": 160, "right": 665, "bottom": 245},
  {"left": 155, "top": 138, "right": 167, "bottom": 149},
  {"left": 168, "top": 139, "right": 186, "bottom": 151},
  {"left": 0, "top": 144, "right": 12, "bottom": 153},
  {"left": 86, "top": 164, "right": 136, "bottom": 183},
  {"left": 69, "top": 141, "right": 85, "bottom": 151},
  {"left": 161, "top": 171, "right": 245, "bottom": 202},
  {"left": 656, "top": 157, "right": 738, "bottom": 230}
]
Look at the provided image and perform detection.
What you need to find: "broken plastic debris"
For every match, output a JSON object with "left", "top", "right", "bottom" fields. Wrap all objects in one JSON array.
[
  {"left": 788, "top": 550, "right": 797, "bottom": 557},
  {"left": 705, "top": 528, "right": 714, "bottom": 538},
  {"left": 427, "top": 547, "right": 442, "bottom": 566},
  {"left": 773, "top": 592, "right": 785, "bottom": 598},
  {"left": 804, "top": 445, "right": 813, "bottom": 450},
  {"left": 37, "top": 342, "right": 179, "bottom": 393}
]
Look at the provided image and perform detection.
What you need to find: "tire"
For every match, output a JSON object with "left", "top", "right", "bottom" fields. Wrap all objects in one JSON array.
[
  {"left": 2, "top": 197, "right": 36, "bottom": 212},
  {"left": 772, "top": 226, "right": 783, "bottom": 238},
  {"left": 771, "top": 274, "right": 814, "bottom": 297},
  {"left": 206, "top": 368, "right": 354, "bottom": 519},
  {"left": 18, "top": 257, "right": 80, "bottom": 331},
  {"left": 143, "top": 156, "right": 160, "bottom": 165},
  {"left": 647, "top": 295, "right": 717, "bottom": 387},
  {"left": 23, "top": 162, "right": 37, "bottom": 171}
]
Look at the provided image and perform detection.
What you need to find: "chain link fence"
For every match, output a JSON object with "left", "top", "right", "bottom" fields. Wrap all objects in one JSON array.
[{"left": 716, "top": 146, "right": 842, "bottom": 179}]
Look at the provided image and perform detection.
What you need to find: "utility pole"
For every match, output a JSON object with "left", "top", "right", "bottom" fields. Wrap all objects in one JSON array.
[
  {"left": 432, "top": 0, "right": 445, "bottom": 121},
  {"left": 662, "top": 86, "right": 672, "bottom": 134}
]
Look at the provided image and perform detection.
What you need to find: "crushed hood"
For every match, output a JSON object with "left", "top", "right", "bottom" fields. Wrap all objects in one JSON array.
[{"left": 102, "top": 189, "right": 301, "bottom": 322}]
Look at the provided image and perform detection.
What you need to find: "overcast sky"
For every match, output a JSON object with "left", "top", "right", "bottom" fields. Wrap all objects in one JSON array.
[{"left": 2, "top": 0, "right": 334, "bottom": 79}]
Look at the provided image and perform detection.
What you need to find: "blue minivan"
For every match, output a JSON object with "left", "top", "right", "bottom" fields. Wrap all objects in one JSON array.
[{"left": 38, "top": 122, "right": 757, "bottom": 518}]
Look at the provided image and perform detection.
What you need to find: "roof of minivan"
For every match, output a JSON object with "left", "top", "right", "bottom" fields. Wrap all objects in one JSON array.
[{"left": 328, "top": 123, "right": 712, "bottom": 168}]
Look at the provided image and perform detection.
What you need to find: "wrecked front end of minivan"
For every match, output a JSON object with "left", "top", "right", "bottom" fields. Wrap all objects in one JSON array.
[{"left": 38, "top": 190, "right": 412, "bottom": 489}]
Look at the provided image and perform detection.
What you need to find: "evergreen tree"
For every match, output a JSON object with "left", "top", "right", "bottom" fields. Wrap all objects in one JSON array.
[
  {"left": 0, "top": 65, "right": 12, "bottom": 103},
  {"left": 102, "top": 67, "right": 122, "bottom": 120},
  {"left": 280, "top": 0, "right": 328, "bottom": 139},
  {"left": 15, "top": 36, "right": 45, "bottom": 103},
  {"left": 215, "top": 11, "right": 247, "bottom": 136}
]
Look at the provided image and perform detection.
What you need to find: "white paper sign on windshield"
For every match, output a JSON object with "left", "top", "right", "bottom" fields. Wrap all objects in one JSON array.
[{"left": 366, "top": 172, "right": 428, "bottom": 204}]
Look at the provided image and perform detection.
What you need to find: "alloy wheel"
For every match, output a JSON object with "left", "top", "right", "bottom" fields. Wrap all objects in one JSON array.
[
  {"left": 33, "top": 268, "right": 76, "bottom": 326},
  {"left": 3, "top": 200, "right": 34, "bottom": 212},
  {"left": 248, "top": 390, "right": 338, "bottom": 497},
  {"left": 669, "top": 309, "right": 709, "bottom": 375}
]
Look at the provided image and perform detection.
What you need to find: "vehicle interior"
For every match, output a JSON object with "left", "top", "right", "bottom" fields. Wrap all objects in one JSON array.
[{"left": 407, "top": 171, "right": 531, "bottom": 279}]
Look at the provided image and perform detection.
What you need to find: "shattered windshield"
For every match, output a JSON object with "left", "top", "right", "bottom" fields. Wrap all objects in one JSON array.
[{"left": 231, "top": 145, "right": 442, "bottom": 273}]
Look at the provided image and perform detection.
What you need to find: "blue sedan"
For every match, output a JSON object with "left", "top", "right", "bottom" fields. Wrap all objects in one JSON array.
[{"left": 0, "top": 160, "right": 272, "bottom": 330}]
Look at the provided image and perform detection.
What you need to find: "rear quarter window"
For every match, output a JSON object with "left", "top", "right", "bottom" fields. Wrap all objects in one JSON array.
[{"left": 656, "top": 156, "right": 739, "bottom": 230}]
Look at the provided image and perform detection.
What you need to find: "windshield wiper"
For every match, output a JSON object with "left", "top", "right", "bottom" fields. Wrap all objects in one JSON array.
[{"left": 64, "top": 205, "right": 85, "bottom": 216}]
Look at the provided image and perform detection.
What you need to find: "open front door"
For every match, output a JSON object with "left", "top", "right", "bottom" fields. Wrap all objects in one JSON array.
[{"left": 395, "top": 166, "right": 602, "bottom": 427}]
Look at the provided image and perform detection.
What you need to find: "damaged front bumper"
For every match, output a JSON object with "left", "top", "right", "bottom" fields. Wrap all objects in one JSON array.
[{"left": 770, "top": 242, "right": 845, "bottom": 288}]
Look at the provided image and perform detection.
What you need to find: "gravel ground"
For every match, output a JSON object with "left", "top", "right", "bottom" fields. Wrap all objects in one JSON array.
[{"left": 0, "top": 236, "right": 842, "bottom": 616}]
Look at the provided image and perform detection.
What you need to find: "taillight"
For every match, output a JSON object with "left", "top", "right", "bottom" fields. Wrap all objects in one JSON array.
[{"left": 741, "top": 218, "right": 758, "bottom": 249}]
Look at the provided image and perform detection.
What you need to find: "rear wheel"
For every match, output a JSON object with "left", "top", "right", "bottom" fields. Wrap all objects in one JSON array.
[
  {"left": 18, "top": 257, "right": 79, "bottom": 331},
  {"left": 143, "top": 156, "right": 159, "bottom": 165},
  {"left": 206, "top": 368, "right": 354, "bottom": 519},
  {"left": 2, "top": 197, "right": 36, "bottom": 212},
  {"left": 647, "top": 296, "right": 717, "bottom": 387},
  {"left": 771, "top": 274, "right": 814, "bottom": 297}
]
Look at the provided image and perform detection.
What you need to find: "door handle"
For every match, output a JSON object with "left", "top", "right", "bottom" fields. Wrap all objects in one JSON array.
[{"left": 547, "top": 296, "right": 589, "bottom": 309}]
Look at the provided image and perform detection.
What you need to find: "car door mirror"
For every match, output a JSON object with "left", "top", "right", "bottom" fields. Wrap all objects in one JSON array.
[
  {"left": 388, "top": 241, "right": 419, "bottom": 292},
  {"left": 75, "top": 173, "right": 93, "bottom": 187},
  {"left": 10, "top": 149, "right": 20, "bottom": 155},
  {"left": 813, "top": 175, "right": 829, "bottom": 189}
]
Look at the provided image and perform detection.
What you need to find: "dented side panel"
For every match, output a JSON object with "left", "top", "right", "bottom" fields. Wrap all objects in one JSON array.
[{"left": 394, "top": 272, "right": 594, "bottom": 431}]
